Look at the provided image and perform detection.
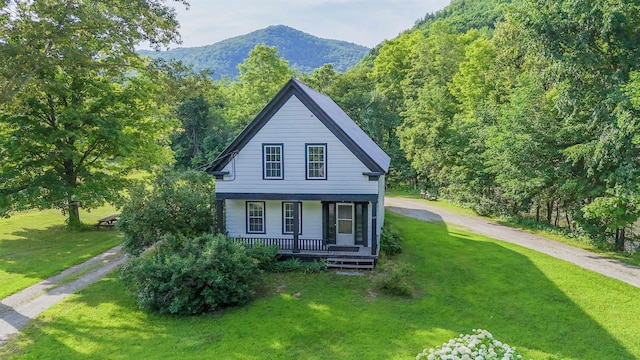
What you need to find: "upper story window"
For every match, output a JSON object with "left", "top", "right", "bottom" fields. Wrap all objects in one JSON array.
[
  {"left": 306, "top": 144, "right": 327, "bottom": 180},
  {"left": 263, "top": 144, "right": 283, "bottom": 179}
]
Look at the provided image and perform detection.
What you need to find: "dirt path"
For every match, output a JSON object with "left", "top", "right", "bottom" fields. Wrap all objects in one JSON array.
[
  {"left": 385, "top": 197, "right": 640, "bottom": 288},
  {"left": 0, "top": 245, "right": 125, "bottom": 348}
]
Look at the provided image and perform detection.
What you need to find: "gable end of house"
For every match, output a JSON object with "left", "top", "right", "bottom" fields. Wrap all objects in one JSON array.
[{"left": 205, "top": 78, "right": 390, "bottom": 174}]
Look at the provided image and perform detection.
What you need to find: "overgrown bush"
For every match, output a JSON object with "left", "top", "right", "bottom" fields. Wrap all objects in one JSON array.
[
  {"left": 303, "top": 260, "right": 328, "bottom": 273},
  {"left": 120, "top": 233, "right": 259, "bottom": 315},
  {"left": 272, "top": 258, "right": 304, "bottom": 272},
  {"left": 471, "top": 196, "right": 505, "bottom": 217},
  {"left": 380, "top": 225, "right": 403, "bottom": 256},
  {"left": 270, "top": 258, "right": 327, "bottom": 273},
  {"left": 117, "top": 171, "right": 216, "bottom": 255},
  {"left": 373, "top": 260, "right": 414, "bottom": 297},
  {"left": 245, "top": 243, "right": 279, "bottom": 271}
]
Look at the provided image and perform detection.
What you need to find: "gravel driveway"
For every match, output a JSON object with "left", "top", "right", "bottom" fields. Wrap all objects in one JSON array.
[
  {"left": 0, "top": 245, "right": 125, "bottom": 348},
  {"left": 385, "top": 197, "right": 640, "bottom": 288}
]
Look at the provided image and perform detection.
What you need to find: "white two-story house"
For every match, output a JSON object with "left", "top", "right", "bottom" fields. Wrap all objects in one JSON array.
[{"left": 206, "top": 79, "right": 390, "bottom": 263}]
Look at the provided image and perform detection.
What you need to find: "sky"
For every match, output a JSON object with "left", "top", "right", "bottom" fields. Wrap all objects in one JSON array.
[{"left": 168, "top": 0, "right": 451, "bottom": 49}]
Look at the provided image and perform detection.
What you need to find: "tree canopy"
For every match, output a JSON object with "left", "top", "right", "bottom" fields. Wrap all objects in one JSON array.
[
  {"left": 326, "top": 0, "right": 640, "bottom": 249},
  {"left": 0, "top": 0, "right": 187, "bottom": 225}
]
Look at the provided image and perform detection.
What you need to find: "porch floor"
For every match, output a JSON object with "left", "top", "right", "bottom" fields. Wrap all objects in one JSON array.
[{"left": 277, "top": 246, "right": 376, "bottom": 259}]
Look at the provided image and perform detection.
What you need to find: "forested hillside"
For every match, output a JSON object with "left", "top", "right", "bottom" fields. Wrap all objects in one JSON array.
[
  {"left": 340, "top": 0, "right": 640, "bottom": 251},
  {"left": 415, "top": 0, "right": 511, "bottom": 32},
  {"left": 139, "top": 25, "right": 369, "bottom": 79}
]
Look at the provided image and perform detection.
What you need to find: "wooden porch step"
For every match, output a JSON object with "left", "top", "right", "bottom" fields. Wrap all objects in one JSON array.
[{"left": 326, "top": 257, "right": 375, "bottom": 270}]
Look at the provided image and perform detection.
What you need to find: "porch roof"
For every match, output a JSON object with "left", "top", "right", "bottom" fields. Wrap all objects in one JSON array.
[{"left": 215, "top": 192, "right": 378, "bottom": 202}]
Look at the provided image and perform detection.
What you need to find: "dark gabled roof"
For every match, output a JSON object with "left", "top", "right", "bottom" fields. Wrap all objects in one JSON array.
[{"left": 205, "top": 78, "right": 390, "bottom": 174}]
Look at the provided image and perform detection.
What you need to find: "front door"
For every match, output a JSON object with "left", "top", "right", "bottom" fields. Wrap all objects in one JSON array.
[{"left": 336, "top": 203, "right": 354, "bottom": 245}]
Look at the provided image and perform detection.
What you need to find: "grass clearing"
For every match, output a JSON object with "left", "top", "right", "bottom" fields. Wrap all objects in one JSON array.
[
  {"left": 385, "top": 189, "right": 477, "bottom": 217},
  {"left": 3, "top": 211, "right": 640, "bottom": 359},
  {"left": 386, "top": 191, "right": 640, "bottom": 267},
  {"left": 0, "top": 207, "right": 122, "bottom": 298}
]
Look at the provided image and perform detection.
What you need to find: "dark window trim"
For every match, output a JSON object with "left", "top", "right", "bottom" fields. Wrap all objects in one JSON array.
[
  {"left": 305, "top": 143, "right": 327, "bottom": 180},
  {"left": 246, "top": 201, "right": 266, "bottom": 234},
  {"left": 262, "top": 143, "right": 284, "bottom": 180},
  {"left": 282, "top": 202, "right": 302, "bottom": 235}
]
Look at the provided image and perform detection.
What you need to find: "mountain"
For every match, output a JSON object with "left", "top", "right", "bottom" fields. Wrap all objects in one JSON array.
[{"left": 139, "top": 25, "right": 370, "bottom": 79}]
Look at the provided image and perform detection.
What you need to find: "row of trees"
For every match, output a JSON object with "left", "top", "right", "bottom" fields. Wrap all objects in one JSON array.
[{"left": 361, "top": 0, "right": 640, "bottom": 249}]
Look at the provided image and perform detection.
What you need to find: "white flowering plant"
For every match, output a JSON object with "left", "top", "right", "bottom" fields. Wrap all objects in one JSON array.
[{"left": 416, "top": 329, "right": 524, "bottom": 360}]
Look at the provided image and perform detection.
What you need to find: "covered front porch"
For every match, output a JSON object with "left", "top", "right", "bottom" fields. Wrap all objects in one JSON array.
[
  {"left": 215, "top": 192, "right": 381, "bottom": 258},
  {"left": 228, "top": 236, "right": 374, "bottom": 257}
]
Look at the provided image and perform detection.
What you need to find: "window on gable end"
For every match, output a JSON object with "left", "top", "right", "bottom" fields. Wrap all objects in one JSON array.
[
  {"left": 306, "top": 144, "right": 326, "bottom": 180},
  {"left": 263, "top": 144, "right": 283, "bottom": 179}
]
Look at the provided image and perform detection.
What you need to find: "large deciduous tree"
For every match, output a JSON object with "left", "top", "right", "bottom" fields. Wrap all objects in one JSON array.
[
  {"left": 225, "top": 44, "right": 295, "bottom": 131},
  {"left": 0, "top": 0, "right": 187, "bottom": 226},
  {"left": 0, "top": 0, "right": 186, "bottom": 104}
]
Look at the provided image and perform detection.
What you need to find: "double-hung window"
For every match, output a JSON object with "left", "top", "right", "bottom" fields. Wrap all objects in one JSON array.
[
  {"left": 282, "top": 202, "right": 302, "bottom": 234},
  {"left": 246, "top": 201, "right": 265, "bottom": 234},
  {"left": 306, "top": 144, "right": 326, "bottom": 180},
  {"left": 263, "top": 144, "right": 283, "bottom": 179}
]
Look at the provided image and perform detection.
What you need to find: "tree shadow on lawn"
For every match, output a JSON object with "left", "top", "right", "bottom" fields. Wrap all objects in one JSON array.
[
  {"left": 383, "top": 210, "right": 636, "bottom": 359},
  {"left": 4, "top": 214, "right": 637, "bottom": 359}
]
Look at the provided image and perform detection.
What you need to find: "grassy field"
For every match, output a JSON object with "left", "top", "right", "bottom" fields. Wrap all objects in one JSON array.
[
  {"left": 3, "top": 211, "right": 640, "bottom": 359},
  {"left": 386, "top": 190, "right": 640, "bottom": 267},
  {"left": 0, "top": 207, "right": 122, "bottom": 299}
]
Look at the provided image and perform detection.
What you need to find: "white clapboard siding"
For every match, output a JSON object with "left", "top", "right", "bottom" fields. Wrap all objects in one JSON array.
[
  {"left": 225, "top": 199, "right": 323, "bottom": 239},
  {"left": 217, "top": 95, "right": 378, "bottom": 194}
]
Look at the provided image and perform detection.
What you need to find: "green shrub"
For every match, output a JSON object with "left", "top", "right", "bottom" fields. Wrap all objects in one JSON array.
[
  {"left": 303, "top": 260, "right": 328, "bottom": 273},
  {"left": 272, "top": 258, "right": 304, "bottom": 273},
  {"left": 245, "top": 243, "right": 279, "bottom": 271},
  {"left": 380, "top": 225, "right": 403, "bottom": 256},
  {"left": 119, "top": 233, "right": 259, "bottom": 315},
  {"left": 117, "top": 171, "right": 216, "bottom": 255},
  {"left": 373, "top": 261, "right": 414, "bottom": 297},
  {"left": 269, "top": 258, "right": 328, "bottom": 273}
]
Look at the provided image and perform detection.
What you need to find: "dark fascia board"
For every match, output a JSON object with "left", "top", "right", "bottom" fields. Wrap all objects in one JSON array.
[
  {"left": 205, "top": 80, "right": 298, "bottom": 173},
  {"left": 362, "top": 171, "right": 384, "bottom": 181},
  {"left": 211, "top": 171, "right": 229, "bottom": 180},
  {"left": 216, "top": 192, "right": 379, "bottom": 202},
  {"left": 292, "top": 81, "right": 385, "bottom": 174},
  {"left": 205, "top": 78, "right": 385, "bottom": 174}
]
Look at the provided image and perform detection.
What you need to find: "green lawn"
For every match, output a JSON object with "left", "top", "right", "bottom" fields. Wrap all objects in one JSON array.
[
  {"left": 0, "top": 207, "right": 122, "bottom": 299},
  {"left": 3, "top": 211, "right": 640, "bottom": 359},
  {"left": 387, "top": 191, "right": 640, "bottom": 267}
]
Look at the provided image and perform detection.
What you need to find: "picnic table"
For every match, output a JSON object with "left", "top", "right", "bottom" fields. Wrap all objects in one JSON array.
[{"left": 96, "top": 214, "right": 119, "bottom": 228}]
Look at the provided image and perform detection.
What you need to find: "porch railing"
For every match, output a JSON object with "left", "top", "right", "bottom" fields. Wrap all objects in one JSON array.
[{"left": 230, "top": 237, "right": 328, "bottom": 251}]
